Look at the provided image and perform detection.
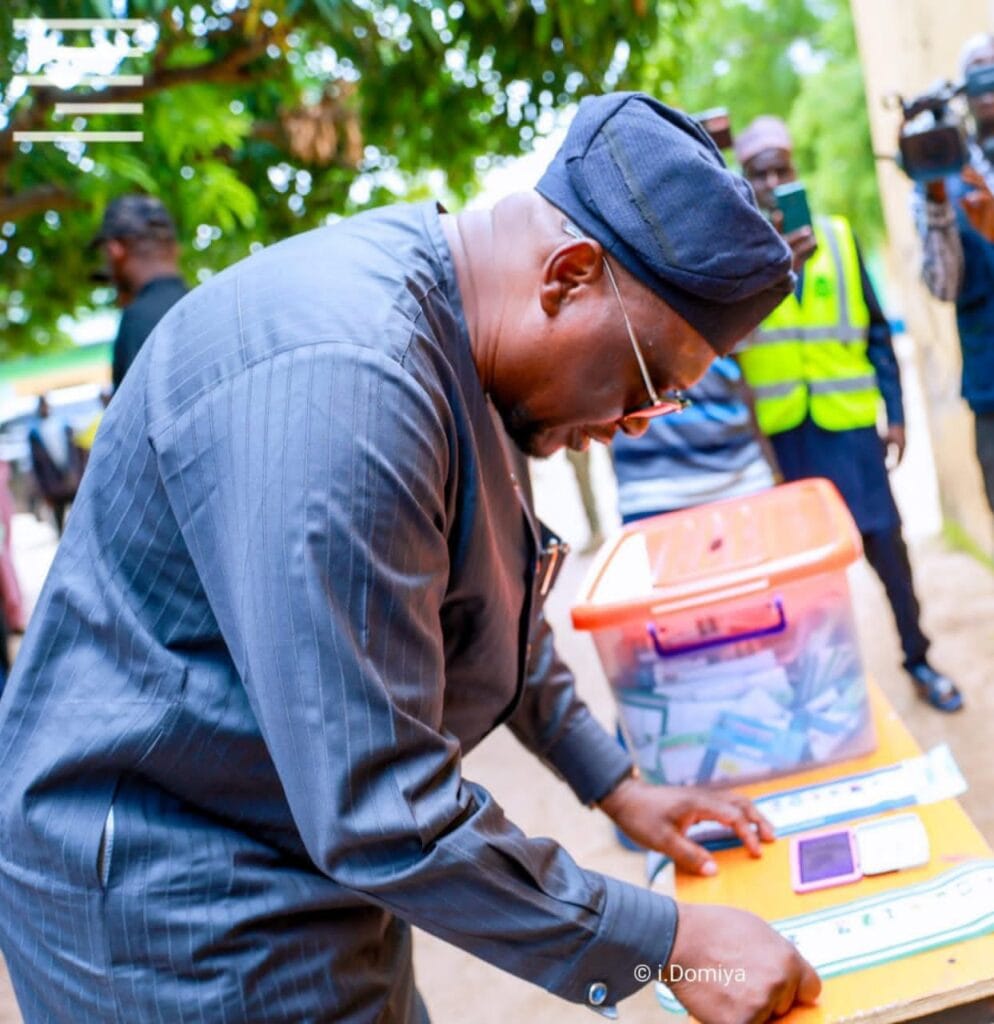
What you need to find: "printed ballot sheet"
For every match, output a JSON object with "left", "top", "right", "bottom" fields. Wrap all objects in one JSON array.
[
  {"left": 655, "top": 860, "right": 994, "bottom": 1015},
  {"left": 679, "top": 743, "right": 968, "bottom": 847}
]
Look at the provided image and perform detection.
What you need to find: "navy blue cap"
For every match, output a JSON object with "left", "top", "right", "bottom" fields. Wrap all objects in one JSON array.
[
  {"left": 89, "top": 194, "right": 177, "bottom": 250},
  {"left": 536, "top": 92, "right": 794, "bottom": 354}
]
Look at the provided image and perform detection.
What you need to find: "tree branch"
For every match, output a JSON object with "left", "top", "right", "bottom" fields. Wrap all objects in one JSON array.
[
  {"left": 0, "top": 33, "right": 274, "bottom": 187},
  {"left": 0, "top": 183, "right": 78, "bottom": 222}
]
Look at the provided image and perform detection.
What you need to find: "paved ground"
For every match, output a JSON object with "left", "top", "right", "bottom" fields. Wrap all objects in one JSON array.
[{"left": 1, "top": 369, "right": 992, "bottom": 1021}]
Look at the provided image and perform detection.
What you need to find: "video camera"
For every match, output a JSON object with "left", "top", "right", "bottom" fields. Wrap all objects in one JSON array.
[{"left": 896, "top": 63, "right": 994, "bottom": 182}]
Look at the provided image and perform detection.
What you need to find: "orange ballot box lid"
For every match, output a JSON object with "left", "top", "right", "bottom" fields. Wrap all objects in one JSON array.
[{"left": 571, "top": 478, "right": 862, "bottom": 631}]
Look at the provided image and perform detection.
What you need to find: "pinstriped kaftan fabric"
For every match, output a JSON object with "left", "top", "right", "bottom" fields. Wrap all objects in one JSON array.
[{"left": 0, "top": 202, "right": 676, "bottom": 1022}]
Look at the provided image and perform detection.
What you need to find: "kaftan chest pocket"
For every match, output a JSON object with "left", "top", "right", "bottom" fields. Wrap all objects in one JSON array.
[{"left": 97, "top": 802, "right": 116, "bottom": 891}]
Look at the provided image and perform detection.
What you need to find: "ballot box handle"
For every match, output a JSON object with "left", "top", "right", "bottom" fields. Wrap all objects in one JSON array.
[{"left": 646, "top": 596, "right": 786, "bottom": 658}]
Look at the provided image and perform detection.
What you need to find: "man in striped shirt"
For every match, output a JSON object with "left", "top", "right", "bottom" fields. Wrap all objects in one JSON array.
[{"left": 612, "top": 355, "right": 774, "bottom": 523}]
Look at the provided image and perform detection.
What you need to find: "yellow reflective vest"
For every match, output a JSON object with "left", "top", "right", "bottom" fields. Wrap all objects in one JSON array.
[{"left": 737, "top": 215, "right": 879, "bottom": 436}]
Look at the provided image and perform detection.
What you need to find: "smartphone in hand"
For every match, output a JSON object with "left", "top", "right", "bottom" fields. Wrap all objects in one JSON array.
[{"left": 774, "top": 182, "right": 812, "bottom": 234}]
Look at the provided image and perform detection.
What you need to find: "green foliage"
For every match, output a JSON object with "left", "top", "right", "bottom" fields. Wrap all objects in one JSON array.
[
  {"left": 0, "top": 0, "right": 694, "bottom": 358},
  {"left": 651, "top": 0, "right": 884, "bottom": 249},
  {"left": 788, "top": 2, "right": 884, "bottom": 250},
  {"left": 658, "top": 0, "right": 819, "bottom": 125}
]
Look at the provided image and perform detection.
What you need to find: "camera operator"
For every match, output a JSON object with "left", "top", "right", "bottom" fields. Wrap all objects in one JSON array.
[{"left": 914, "top": 33, "right": 994, "bottom": 517}]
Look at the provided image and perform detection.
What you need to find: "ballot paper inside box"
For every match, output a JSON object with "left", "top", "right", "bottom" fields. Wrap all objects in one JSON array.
[{"left": 571, "top": 479, "right": 876, "bottom": 787}]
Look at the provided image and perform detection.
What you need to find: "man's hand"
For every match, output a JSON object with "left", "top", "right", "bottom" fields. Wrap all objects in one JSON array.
[
  {"left": 960, "top": 167, "right": 994, "bottom": 242},
  {"left": 769, "top": 205, "right": 817, "bottom": 270},
  {"left": 925, "top": 179, "right": 948, "bottom": 204},
  {"left": 784, "top": 225, "right": 817, "bottom": 273},
  {"left": 598, "top": 776, "right": 774, "bottom": 875},
  {"left": 884, "top": 423, "right": 906, "bottom": 469},
  {"left": 664, "top": 903, "right": 821, "bottom": 1024}
]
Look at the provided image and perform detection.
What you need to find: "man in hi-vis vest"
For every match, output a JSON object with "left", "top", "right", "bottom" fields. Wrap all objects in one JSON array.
[{"left": 734, "top": 116, "right": 963, "bottom": 713}]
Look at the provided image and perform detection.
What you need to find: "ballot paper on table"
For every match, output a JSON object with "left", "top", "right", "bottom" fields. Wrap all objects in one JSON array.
[
  {"left": 679, "top": 742, "right": 967, "bottom": 848},
  {"left": 654, "top": 860, "right": 994, "bottom": 1015}
]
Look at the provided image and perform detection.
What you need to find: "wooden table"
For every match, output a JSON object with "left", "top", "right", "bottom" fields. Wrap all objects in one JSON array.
[{"left": 653, "top": 683, "right": 994, "bottom": 1023}]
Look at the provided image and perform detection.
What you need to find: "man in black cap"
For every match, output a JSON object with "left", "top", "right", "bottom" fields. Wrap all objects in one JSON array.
[
  {"left": 0, "top": 94, "right": 818, "bottom": 1024},
  {"left": 91, "top": 194, "right": 188, "bottom": 390}
]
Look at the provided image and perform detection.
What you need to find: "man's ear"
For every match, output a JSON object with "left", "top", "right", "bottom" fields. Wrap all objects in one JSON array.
[
  {"left": 539, "top": 238, "right": 603, "bottom": 316},
  {"left": 106, "top": 239, "right": 127, "bottom": 264}
]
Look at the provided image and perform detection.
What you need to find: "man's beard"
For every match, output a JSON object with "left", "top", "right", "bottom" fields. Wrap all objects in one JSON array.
[{"left": 498, "top": 401, "right": 553, "bottom": 458}]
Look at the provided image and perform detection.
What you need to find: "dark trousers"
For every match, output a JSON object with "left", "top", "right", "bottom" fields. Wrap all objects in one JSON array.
[
  {"left": 974, "top": 412, "right": 994, "bottom": 517},
  {"left": 861, "top": 527, "right": 929, "bottom": 669},
  {"left": 51, "top": 500, "right": 67, "bottom": 536}
]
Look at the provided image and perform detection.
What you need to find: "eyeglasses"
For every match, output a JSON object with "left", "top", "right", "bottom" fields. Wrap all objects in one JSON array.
[{"left": 562, "top": 221, "right": 691, "bottom": 426}]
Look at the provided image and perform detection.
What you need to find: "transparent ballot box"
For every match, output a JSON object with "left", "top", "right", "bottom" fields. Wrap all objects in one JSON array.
[{"left": 571, "top": 479, "right": 876, "bottom": 787}]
